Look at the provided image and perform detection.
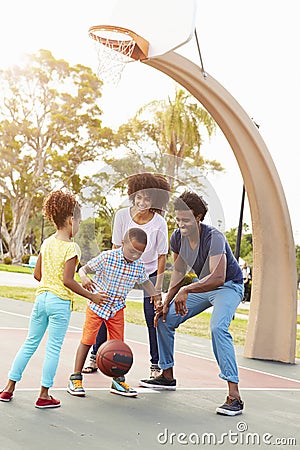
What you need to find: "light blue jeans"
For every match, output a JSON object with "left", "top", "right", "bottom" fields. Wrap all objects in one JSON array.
[
  {"left": 9, "top": 291, "right": 71, "bottom": 388},
  {"left": 157, "top": 281, "right": 244, "bottom": 383}
]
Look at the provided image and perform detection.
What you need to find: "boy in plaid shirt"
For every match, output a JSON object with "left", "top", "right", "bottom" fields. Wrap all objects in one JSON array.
[{"left": 67, "top": 228, "right": 162, "bottom": 397}]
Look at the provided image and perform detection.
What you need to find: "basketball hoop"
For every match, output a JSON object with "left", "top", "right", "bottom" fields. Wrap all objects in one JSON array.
[{"left": 88, "top": 25, "right": 149, "bottom": 85}]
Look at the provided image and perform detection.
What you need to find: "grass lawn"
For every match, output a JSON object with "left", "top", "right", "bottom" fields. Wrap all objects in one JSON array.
[
  {"left": 235, "top": 307, "right": 300, "bottom": 325},
  {"left": 0, "top": 263, "right": 33, "bottom": 274},
  {"left": 0, "top": 285, "right": 299, "bottom": 359},
  {"left": 0, "top": 264, "right": 82, "bottom": 281}
]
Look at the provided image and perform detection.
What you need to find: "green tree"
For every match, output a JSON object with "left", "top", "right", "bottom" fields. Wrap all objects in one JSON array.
[
  {"left": 225, "top": 224, "right": 253, "bottom": 265},
  {"left": 0, "top": 49, "right": 113, "bottom": 260},
  {"left": 75, "top": 218, "right": 100, "bottom": 264},
  {"left": 85, "top": 87, "right": 223, "bottom": 208},
  {"left": 75, "top": 207, "right": 115, "bottom": 265},
  {"left": 116, "top": 88, "right": 222, "bottom": 188},
  {"left": 94, "top": 196, "right": 115, "bottom": 253}
]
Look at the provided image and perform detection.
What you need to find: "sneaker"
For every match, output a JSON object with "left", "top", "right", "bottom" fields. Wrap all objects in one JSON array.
[
  {"left": 35, "top": 395, "right": 61, "bottom": 409},
  {"left": 67, "top": 373, "right": 86, "bottom": 397},
  {"left": 0, "top": 390, "right": 13, "bottom": 402},
  {"left": 139, "top": 373, "right": 176, "bottom": 390},
  {"left": 150, "top": 364, "right": 161, "bottom": 379},
  {"left": 110, "top": 377, "right": 138, "bottom": 397},
  {"left": 216, "top": 396, "right": 244, "bottom": 416}
]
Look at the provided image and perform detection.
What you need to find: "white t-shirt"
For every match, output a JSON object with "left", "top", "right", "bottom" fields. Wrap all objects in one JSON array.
[{"left": 112, "top": 207, "right": 168, "bottom": 275}]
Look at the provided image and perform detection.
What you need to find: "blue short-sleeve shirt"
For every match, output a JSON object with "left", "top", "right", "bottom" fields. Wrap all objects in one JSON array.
[{"left": 170, "top": 224, "right": 243, "bottom": 284}]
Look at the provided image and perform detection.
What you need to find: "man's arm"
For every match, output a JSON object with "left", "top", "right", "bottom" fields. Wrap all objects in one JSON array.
[
  {"left": 173, "top": 254, "right": 226, "bottom": 317},
  {"left": 163, "top": 253, "right": 187, "bottom": 306},
  {"left": 183, "top": 254, "right": 226, "bottom": 294},
  {"left": 153, "top": 253, "right": 186, "bottom": 326}
]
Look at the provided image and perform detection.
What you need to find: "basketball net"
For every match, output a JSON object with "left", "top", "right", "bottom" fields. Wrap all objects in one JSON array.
[{"left": 91, "top": 30, "right": 136, "bottom": 86}]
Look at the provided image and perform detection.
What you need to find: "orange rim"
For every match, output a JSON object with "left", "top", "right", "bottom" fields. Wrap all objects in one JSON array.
[{"left": 88, "top": 25, "right": 149, "bottom": 60}]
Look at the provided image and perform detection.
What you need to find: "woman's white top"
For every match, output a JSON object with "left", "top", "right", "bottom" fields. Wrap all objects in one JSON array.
[{"left": 112, "top": 207, "right": 168, "bottom": 274}]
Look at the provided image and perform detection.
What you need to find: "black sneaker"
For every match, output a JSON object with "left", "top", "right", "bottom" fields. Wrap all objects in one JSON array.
[
  {"left": 216, "top": 396, "right": 244, "bottom": 416},
  {"left": 139, "top": 373, "right": 176, "bottom": 390}
]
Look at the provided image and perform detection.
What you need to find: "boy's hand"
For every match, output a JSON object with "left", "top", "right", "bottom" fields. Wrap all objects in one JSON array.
[{"left": 91, "top": 291, "right": 109, "bottom": 306}]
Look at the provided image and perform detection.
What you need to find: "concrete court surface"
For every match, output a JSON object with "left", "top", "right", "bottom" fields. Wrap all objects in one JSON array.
[{"left": 0, "top": 297, "right": 299, "bottom": 450}]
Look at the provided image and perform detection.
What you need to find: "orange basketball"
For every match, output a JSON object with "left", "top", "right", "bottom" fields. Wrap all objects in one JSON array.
[{"left": 96, "top": 340, "right": 133, "bottom": 377}]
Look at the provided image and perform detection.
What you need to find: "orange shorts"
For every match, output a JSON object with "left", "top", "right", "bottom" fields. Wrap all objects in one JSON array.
[{"left": 81, "top": 306, "right": 124, "bottom": 345}]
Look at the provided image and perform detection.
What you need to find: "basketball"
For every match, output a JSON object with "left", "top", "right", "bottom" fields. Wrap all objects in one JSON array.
[{"left": 96, "top": 340, "right": 133, "bottom": 377}]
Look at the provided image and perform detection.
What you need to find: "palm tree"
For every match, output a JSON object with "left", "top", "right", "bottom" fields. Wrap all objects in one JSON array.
[
  {"left": 135, "top": 88, "right": 219, "bottom": 188},
  {"left": 85, "top": 87, "right": 223, "bottom": 216}
]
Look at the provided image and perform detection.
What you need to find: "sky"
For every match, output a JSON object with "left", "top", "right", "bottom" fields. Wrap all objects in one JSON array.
[{"left": 1, "top": 0, "right": 299, "bottom": 243}]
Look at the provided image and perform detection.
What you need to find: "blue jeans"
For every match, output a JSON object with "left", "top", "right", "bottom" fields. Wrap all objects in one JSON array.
[
  {"left": 9, "top": 291, "right": 71, "bottom": 388},
  {"left": 142, "top": 271, "right": 159, "bottom": 365},
  {"left": 157, "top": 281, "right": 244, "bottom": 383}
]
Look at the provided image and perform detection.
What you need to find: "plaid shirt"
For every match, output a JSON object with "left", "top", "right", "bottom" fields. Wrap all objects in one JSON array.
[{"left": 86, "top": 247, "right": 148, "bottom": 320}]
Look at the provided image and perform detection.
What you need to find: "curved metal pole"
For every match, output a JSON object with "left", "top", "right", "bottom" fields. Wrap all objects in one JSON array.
[
  {"left": 144, "top": 51, "right": 297, "bottom": 363},
  {"left": 235, "top": 185, "right": 246, "bottom": 262}
]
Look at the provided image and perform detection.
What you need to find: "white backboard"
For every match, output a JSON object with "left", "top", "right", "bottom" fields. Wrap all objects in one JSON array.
[{"left": 88, "top": 0, "right": 197, "bottom": 58}]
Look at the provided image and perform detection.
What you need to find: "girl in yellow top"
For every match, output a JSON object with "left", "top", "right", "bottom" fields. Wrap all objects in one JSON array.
[{"left": 0, "top": 190, "right": 107, "bottom": 409}]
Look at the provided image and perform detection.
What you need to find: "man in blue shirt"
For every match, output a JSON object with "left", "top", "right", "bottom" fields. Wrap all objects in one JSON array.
[{"left": 140, "top": 191, "right": 245, "bottom": 416}]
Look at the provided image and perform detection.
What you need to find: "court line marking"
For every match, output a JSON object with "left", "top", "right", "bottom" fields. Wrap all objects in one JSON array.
[
  {"left": 0, "top": 326, "right": 82, "bottom": 331},
  {"left": 0, "top": 327, "right": 29, "bottom": 331},
  {"left": 0, "top": 309, "right": 31, "bottom": 319},
  {"left": 8, "top": 387, "right": 300, "bottom": 392},
  {"left": 0, "top": 308, "right": 82, "bottom": 331},
  {"left": 1, "top": 311, "right": 300, "bottom": 385},
  {"left": 10, "top": 387, "right": 159, "bottom": 393},
  {"left": 128, "top": 338, "right": 300, "bottom": 385}
]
